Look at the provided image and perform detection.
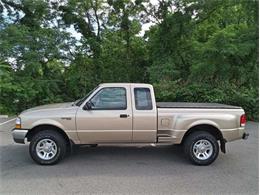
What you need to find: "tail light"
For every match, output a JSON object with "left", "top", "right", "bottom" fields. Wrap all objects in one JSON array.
[{"left": 240, "top": 114, "right": 246, "bottom": 127}]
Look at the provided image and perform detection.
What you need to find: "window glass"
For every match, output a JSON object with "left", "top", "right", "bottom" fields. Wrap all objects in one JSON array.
[
  {"left": 134, "top": 88, "right": 153, "bottom": 110},
  {"left": 90, "top": 87, "right": 127, "bottom": 110}
]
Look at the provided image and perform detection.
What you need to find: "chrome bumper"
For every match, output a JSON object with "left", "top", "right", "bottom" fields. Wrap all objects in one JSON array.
[{"left": 12, "top": 129, "right": 28, "bottom": 144}]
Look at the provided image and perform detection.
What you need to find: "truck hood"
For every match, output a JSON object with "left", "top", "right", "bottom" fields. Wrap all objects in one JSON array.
[{"left": 21, "top": 102, "right": 74, "bottom": 114}]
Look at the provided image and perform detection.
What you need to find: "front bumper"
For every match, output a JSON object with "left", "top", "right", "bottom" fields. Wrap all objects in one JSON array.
[{"left": 12, "top": 129, "right": 28, "bottom": 144}]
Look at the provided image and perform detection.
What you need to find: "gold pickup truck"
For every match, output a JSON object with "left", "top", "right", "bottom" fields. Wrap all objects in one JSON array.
[{"left": 12, "top": 83, "right": 249, "bottom": 165}]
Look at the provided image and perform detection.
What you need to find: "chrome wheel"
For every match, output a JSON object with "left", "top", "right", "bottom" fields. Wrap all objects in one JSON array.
[
  {"left": 36, "top": 139, "right": 57, "bottom": 160},
  {"left": 192, "top": 139, "right": 213, "bottom": 160}
]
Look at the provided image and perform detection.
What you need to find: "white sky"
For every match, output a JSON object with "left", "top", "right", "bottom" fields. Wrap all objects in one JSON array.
[{"left": 67, "top": 20, "right": 155, "bottom": 40}]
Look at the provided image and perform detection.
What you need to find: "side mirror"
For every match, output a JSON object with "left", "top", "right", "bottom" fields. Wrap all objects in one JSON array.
[{"left": 83, "top": 102, "right": 92, "bottom": 110}]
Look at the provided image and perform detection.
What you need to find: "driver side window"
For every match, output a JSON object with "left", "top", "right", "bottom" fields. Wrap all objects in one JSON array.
[{"left": 90, "top": 87, "right": 127, "bottom": 110}]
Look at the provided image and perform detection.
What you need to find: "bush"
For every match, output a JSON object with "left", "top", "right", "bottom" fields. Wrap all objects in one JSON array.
[{"left": 153, "top": 81, "right": 258, "bottom": 121}]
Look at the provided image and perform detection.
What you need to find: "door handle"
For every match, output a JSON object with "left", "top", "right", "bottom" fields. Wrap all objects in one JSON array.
[{"left": 120, "top": 114, "right": 129, "bottom": 118}]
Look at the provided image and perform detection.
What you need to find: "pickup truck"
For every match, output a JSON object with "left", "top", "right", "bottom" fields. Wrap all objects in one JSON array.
[{"left": 12, "top": 83, "right": 249, "bottom": 165}]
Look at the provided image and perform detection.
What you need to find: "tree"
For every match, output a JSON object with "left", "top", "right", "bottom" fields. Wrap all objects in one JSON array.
[{"left": 0, "top": 0, "right": 258, "bottom": 120}]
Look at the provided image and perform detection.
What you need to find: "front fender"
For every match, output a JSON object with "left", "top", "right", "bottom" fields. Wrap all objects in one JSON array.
[{"left": 30, "top": 119, "right": 65, "bottom": 131}]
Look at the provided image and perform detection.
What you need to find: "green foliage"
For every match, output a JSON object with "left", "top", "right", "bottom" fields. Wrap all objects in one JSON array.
[
  {"left": 0, "top": 0, "right": 258, "bottom": 120},
  {"left": 153, "top": 81, "right": 258, "bottom": 121},
  {"left": 148, "top": 0, "right": 258, "bottom": 120}
]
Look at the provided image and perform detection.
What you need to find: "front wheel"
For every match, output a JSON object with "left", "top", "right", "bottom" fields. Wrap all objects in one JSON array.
[
  {"left": 29, "top": 130, "right": 67, "bottom": 165},
  {"left": 184, "top": 131, "right": 219, "bottom": 166}
]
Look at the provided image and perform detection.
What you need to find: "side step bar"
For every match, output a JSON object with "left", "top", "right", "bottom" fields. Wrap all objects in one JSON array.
[{"left": 158, "top": 136, "right": 175, "bottom": 143}]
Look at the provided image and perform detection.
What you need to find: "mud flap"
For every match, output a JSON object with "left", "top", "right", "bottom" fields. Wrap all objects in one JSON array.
[
  {"left": 220, "top": 139, "right": 226, "bottom": 153},
  {"left": 68, "top": 139, "right": 75, "bottom": 154}
]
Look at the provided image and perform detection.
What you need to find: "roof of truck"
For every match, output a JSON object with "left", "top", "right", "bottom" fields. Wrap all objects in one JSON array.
[{"left": 99, "top": 83, "right": 153, "bottom": 87}]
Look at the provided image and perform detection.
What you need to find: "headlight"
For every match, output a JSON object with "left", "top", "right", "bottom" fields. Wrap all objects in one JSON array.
[{"left": 15, "top": 117, "right": 21, "bottom": 129}]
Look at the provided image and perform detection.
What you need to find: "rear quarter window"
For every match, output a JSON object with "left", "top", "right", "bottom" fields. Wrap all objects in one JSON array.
[{"left": 134, "top": 88, "right": 153, "bottom": 110}]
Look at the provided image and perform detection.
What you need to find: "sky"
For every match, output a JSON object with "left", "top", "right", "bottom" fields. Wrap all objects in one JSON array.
[{"left": 67, "top": 21, "right": 155, "bottom": 40}]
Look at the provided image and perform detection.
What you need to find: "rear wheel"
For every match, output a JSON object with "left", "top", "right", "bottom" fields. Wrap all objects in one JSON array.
[
  {"left": 29, "top": 130, "right": 67, "bottom": 165},
  {"left": 184, "top": 131, "right": 219, "bottom": 165}
]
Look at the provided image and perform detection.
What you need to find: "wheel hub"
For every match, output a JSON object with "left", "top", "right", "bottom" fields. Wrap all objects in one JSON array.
[
  {"left": 198, "top": 145, "right": 205, "bottom": 152},
  {"left": 43, "top": 143, "right": 52, "bottom": 152},
  {"left": 193, "top": 139, "right": 213, "bottom": 160},
  {"left": 36, "top": 139, "right": 57, "bottom": 160}
]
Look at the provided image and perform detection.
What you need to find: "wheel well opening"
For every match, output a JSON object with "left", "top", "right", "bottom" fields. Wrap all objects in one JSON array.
[
  {"left": 26, "top": 125, "right": 70, "bottom": 146},
  {"left": 181, "top": 124, "right": 223, "bottom": 144}
]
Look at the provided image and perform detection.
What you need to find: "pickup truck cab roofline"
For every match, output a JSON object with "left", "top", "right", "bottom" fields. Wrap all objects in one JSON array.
[{"left": 99, "top": 83, "right": 153, "bottom": 87}]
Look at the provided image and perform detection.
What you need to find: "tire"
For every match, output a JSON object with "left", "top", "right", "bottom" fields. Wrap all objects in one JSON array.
[
  {"left": 29, "top": 130, "right": 67, "bottom": 165},
  {"left": 184, "top": 131, "right": 219, "bottom": 166}
]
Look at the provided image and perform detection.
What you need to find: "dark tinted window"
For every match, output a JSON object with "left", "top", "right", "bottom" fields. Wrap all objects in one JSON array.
[
  {"left": 90, "top": 87, "right": 127, "bottom": 110},
  {"left": 134, "top": 88, "right": 153, "bottom": 110}
]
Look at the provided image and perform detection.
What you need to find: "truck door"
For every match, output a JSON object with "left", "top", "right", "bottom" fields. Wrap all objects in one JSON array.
[
  {"left": 76, "top": 85, "right": 132, "bottom": 143},
  {"left": 131, "top": 85, "right": 157, "bottom": 142}
]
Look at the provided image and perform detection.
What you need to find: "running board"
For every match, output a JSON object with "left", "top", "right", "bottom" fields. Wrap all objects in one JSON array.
[{"left": 157, "top": 136, "right": 175, "bottom": 143}]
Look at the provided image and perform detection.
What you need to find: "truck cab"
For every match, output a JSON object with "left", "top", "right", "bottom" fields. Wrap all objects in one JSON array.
[{"left": 76, "top": 83, "right": 157, "bottom": 144}]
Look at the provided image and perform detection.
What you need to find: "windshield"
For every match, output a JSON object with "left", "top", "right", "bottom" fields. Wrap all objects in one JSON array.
[{"left": 74, "top": 86, "right": 98, "bottom": 106}]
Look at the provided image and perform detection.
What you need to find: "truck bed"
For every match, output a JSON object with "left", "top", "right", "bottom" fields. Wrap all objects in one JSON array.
[{"left": 157, "top": 102, "right": 241, "bottom": 109}]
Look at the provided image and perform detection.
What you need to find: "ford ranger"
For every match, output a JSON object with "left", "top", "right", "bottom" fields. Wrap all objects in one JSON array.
[{"left": 12, "top": 83, "right": 249, "bottom": 165}]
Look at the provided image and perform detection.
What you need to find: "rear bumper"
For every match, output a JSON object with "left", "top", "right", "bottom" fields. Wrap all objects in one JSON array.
[
  {"left": 12, "top": 129, "right": 28, "bottom": 144},
  {"left": 221, "top": 127, "right": 248, "bottom": 142}
]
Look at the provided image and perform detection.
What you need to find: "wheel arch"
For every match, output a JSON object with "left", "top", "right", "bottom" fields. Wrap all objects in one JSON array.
[
  {"left": 181, "top": 124, "right": 224, "bottom": 144},
  {"left": 26, "top": 124, "right": 71, "bottom": 147}
]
